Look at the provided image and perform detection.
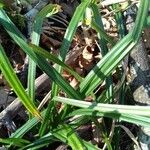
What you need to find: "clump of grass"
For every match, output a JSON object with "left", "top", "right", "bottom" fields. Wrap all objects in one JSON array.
[{"left": 0, "top": 0, "right": 149, "bottom": 149}]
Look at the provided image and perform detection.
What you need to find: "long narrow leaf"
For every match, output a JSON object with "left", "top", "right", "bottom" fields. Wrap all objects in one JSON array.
[
  {"left": 28, "top": 4, "right": 61, "bottom": 107},
  {"left": 69, "top": 109, "right": 150, "bottom": 128},
  {"left": 54, "top": 97, "right": 150, "bottom": 116},
  {"left": 80, "top": 33, "right": 132, "bottom": 95},
  {"left": 19, "top": 133, "right": 55, "bottom": 150},
  {"left": 10, "top": 110, "right": 47, "bottom": 138},
  {"left": 0, "top": 8, "right": 83, "bottom": 99},
  {"left": 91, "top": 3, "right": 113, "bottom": 103},
  {"left": 51, "top": 0, "right": 92, "bottom": 97},
  {"left": 39, "top": 0, "right": 92, "bottom": 136},
  {"left": 79, "top": 0, "right": 149, "bottom": 96},
  {"left": 54, "top": 97, "right": 150, "bottom": 127},
  {"left": 53, "top": 124, "right": 85, "bottom": 150},
  {"left": 30, "top": 44, "right": 82, "bottom": 82},
  {"left": 0, "top": 138, "right": 30, "bottom": 147},
  {"left": 0, "top": 44, "right": 41, "bottom": 118}
]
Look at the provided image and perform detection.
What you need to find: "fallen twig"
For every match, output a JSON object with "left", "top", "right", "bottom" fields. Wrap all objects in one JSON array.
[
  {"left": 0, "top": 73, "right": 50, "bottom": 132},
  {"left": 25, "top": 0, "right": 49, "bottom": 37},
  {"left": 0, "top": 42, "right": 82, "bottom": 132}
]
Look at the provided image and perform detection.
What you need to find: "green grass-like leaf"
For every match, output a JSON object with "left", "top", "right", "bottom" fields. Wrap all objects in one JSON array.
[
  {"left": 54, "top": 96, "right": 150, "bottom": 127},
  {"left": 39, "top": 0, "right": 92, "bottom": 137},
  {"left": 0, "top": 0, "right": 149, "bottom": 149},
  {"left": 53, "top": 124, "right": 85, "bottom": 150},
  {"left": 0, "top": 8, "right": 83, "bottom": 99},
  {"left": 80, "top": 0, "right": 149, "bottom": 96},
  {"left": 51, "top": 0, "right": 92, "bottom": 97},
  {"left": 30, "top": 44, "right": 82, "bottom": 82},
  {"left": 0, "top": 138, "right": 30, "bottom": 147},
  {"left": 0, "top": 44, "right": 41, "bottom": 119},
  {"left": 28, "top": 4, "right": 62, "bottom": 111}
]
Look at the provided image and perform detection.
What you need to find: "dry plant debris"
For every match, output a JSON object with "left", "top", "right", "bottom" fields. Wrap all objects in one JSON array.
[{"left": 0, "top": 0, "right": 149, "bottom": 149}]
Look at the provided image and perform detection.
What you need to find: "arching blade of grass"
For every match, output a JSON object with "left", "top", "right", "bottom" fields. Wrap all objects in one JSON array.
[
  {"left": 79, "top": 0, "right": 149, "bottom": 96},
  {"left": 39, "top": 0, "right": 92, "bottom": 137},
  {"left": 0, "top": 44, "right": 41, "bottom": 119},
  {"left": 69, "top": 109, "right": 150, "bottom": 128},
  {"left": 80, "top": 33, "right": 132, "bottom": 95},
  {"left": 28, "top": 4, "right": 61, "bottom": 108},
  {"left": 53, "top": 124, "right": 85, "bottom": 150},
  {"left": 18, "top": 132, "right": 55, "bottom": 150},
  {"left": 13, "top": 124, "right": 99, "bottom": 150},
  {"left": 0, "top": 138, "right": 30, "bottom": 147},
  {"left": 53, "top": 124, "right": 99, "bottom": 150},
  {"left": 54, "top": 97, "right": 150, "bottom": 127},
  {"left": 54, "top": 97, "right": 150, "bottom": 116},
  {"left": 59, "top": 0, "right": 92, "bottom": 61},
  {"left": 51, "top": 0, "right": 92, "bottom": 97},
  {"left": 91, "top": 3, "right": 113, "bottom": 103},
  {"left": 0, "top": 8, "right": 83, "bottom": 99},
  {"left": 30, "top": 44, "right": 82, "bottom": 82},
  {"left": 9, "top": 111, "right": 98, "bottom": 150},
  {"left": 10, "top": 111, "right": 46, "bottom": 138},
  {"left": 47, "top": 0, "right": 92, "bottom": 128}
]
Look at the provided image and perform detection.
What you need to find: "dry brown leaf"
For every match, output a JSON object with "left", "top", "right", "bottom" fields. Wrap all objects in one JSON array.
[{"left": 69, "top": 77, "right": 78, "bottom": 89}]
